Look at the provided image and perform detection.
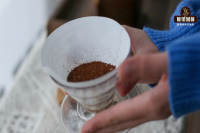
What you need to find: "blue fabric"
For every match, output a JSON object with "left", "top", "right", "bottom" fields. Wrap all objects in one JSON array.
[
  {"left": 144, "top": 0, "right": 200, "bottom": 118},
  {"left": 149, "top": 84, "right": 156, "bottom": 88},
  {"left": 167, "top": 33, "right": 200, "bottom": 118}
]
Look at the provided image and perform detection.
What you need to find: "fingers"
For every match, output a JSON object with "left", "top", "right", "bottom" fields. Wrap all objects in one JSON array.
[
  {"left": 82, "top": 74, "right": 171, "bottom": 133},
  {"left": 149, "top": 74, "right": 171, "bottom": 120},
  {"left": 116, "top": 80, "right": 137, "bottom": 96},
  {"left": 96, "top": 118, "right": 147, "bottom": 133},
  {"left": 117, "top": 55, "right": 141, "bottom": 96},
  {"left": 81, "top": 88, "right": 152, "bottom": 133},
  {"left": 122, "top": 25, "right": 159, "bottom": 55},
  {"left": 122, "top": 25, "right": 144, "bottom": 55},
  {"left": 97, "top": 74, "right": 171, "bottom": 133},
  {"left": 117, "top": 52, "right": 168, "bottom": 96},
  {"left": 81, "top": 74, "right": 171, "bottom": 133}
]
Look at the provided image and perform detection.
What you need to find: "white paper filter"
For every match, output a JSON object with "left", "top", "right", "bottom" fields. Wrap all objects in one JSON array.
[{"left": 41, "top": 17, "right": 130, "bottom": 110}]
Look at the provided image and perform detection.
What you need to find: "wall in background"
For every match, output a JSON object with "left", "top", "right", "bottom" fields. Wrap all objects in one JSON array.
[{"left": 0, "top": 0, "right": 63, "bottom": 90}]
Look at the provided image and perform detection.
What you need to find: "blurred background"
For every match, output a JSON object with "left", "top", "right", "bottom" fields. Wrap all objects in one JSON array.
[
  {"left": 0, "top": 0, "right": 62, "bottom": 95},
  {"left": 0, "top": 0, "right": 200, "bottom": 133}
]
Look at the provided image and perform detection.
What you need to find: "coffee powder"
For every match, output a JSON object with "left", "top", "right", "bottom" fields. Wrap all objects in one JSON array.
[{"left": 67, "top": 61, "right": 115, "bottom": 82}]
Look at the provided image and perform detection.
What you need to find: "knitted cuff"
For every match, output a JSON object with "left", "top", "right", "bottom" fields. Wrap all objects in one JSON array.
[{"left": 143, "top": 24, "right": 200, "bottom": 52}]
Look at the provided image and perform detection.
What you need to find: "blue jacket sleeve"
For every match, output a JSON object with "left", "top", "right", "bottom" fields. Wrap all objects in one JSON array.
[
  {"left": 167, "top": 32, "right": 200, "bottom": 118},
  {"left": 143, "top": 0, "right": 200, "bottom": 52}
]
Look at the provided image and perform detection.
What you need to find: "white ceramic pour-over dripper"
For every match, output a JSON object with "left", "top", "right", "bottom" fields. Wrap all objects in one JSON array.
[{"left": 41, "top": 16, "right": 130, "bottom": 111}]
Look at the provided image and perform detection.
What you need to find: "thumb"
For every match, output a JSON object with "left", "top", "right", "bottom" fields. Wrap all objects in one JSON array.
[{"left": 117, "top": 52, "right": 168, "bottom": 96}]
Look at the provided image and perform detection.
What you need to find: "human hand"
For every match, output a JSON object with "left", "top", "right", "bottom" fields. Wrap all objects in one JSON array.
[
  {"left": 81, "top": 73, "right": 171, "bottom": 133},
  {"left": 115, "top": 26, "right": 162, "bottom": 96},
  {"left": 117, "top": 52, "right": 168, "bottom": 96},
  {"left": 123, "top": 25, "right": 159, "bottom": 55}
]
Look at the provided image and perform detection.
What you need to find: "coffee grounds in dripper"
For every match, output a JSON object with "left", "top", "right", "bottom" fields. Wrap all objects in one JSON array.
[{"left": 67, "top": 61, "right": 115, "bottom": 82}]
